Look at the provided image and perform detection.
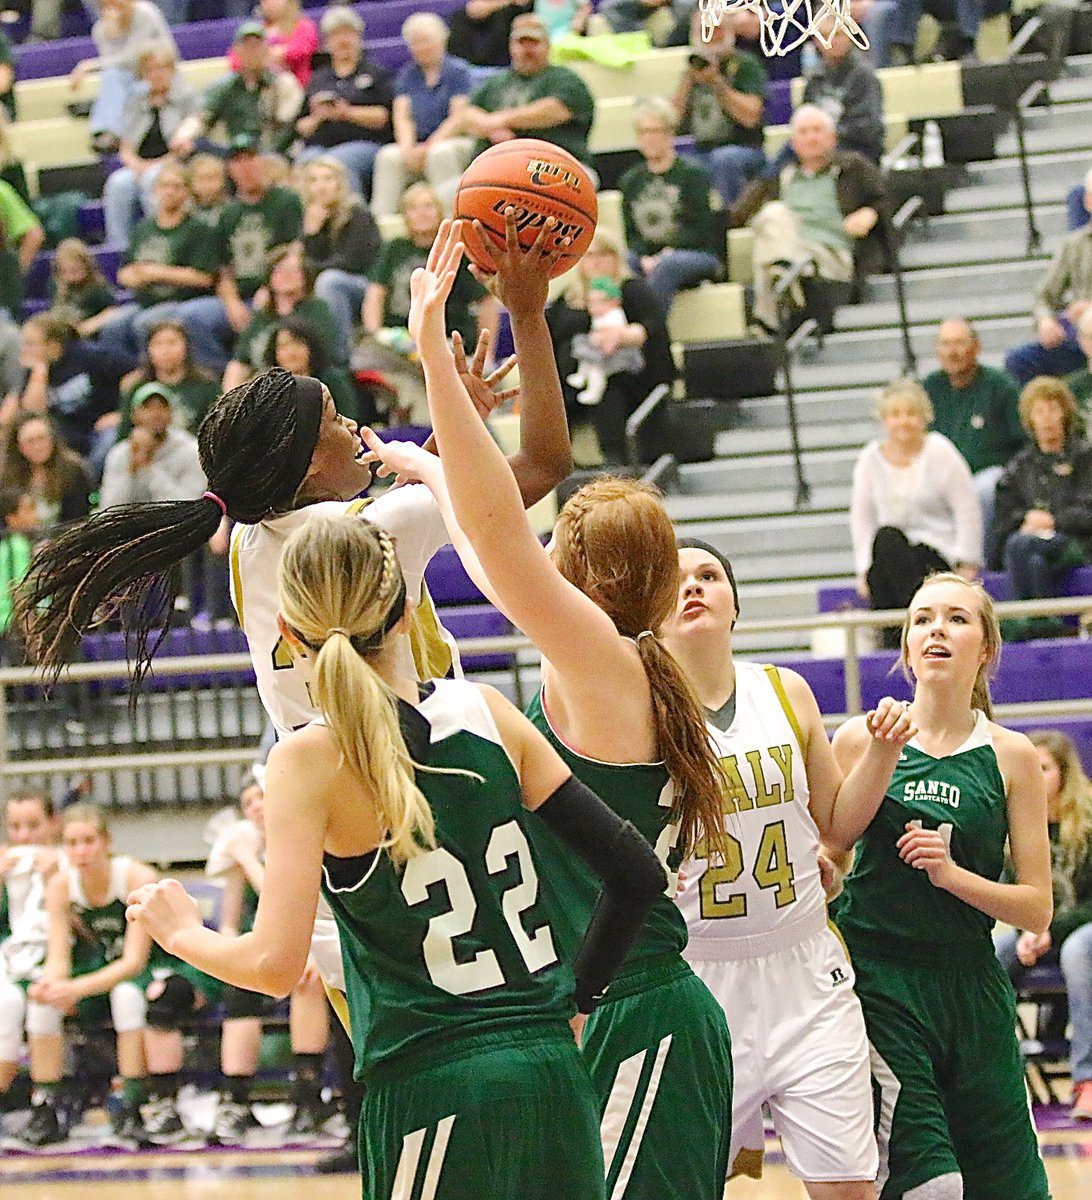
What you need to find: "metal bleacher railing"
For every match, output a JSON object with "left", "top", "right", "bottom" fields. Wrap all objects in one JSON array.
[{"left": 2, "top": 594, "right": 1092, "bottom": 810}]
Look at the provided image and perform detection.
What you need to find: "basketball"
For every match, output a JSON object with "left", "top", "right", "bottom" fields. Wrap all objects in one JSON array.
[{"left": 453, "top": 138, "right": 598, "bottom": 279}]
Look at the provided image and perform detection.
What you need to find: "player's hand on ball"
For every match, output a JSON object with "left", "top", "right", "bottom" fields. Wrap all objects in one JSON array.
[
  {"left": 468, "top": 207, "right": 570, "bottom": 316},
  {"left": 867, "top": 697, "right": 916, "bottom": 746},
  {"left": 408, "top": 220, "right": 464, "bottom": 348},
  {"left": 452, "top": 329, "right": 518, "bottom": 418},
  {"left": 896, "top": 823, "right": 954, "bottom": 889},
  {"left": 126, "top": 878, "right": 202, "bottom": 953}
]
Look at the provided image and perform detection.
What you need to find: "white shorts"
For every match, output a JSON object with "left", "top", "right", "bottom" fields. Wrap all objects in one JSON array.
[{"left": 688, "top": 925, "right": 877, "bottom": 1184}]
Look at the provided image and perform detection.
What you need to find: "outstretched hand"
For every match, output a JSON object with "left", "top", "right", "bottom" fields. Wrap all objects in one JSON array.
[
  {"left": 407, "top": 219, "right": 465, "bottom": 350},
  {"left": 359, "top": 426, "right": 440, "bottom": 490},
  {"left": 468, "top": 207, "right": 571, "bottom": 317},
  {"left": 453, "top": 329, "right": 518, "bottom": 419}
]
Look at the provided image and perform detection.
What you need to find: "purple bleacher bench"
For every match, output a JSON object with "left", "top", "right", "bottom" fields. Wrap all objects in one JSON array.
[
  {"left": 439, "top": 602, "right": 515, "bottom": 671},
  {"left": 425, "top": 543, "right": 486, "bottom": 607},
  {"left": 82, "top": 625, "right": 254, "bottom": 693},
  {"left": 817, "top": 565, "right": 1092, "bottom": 613}
]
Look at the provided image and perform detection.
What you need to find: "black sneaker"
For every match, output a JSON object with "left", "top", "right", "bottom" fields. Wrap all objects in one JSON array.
[
  {"left": 142, "top": 1094, "right": 186, "bottom": 1143},
  {"left": 111, "top": 1101, "right": 150, "bottom": 1145},
  {"left": 22, "top": 1100, "right": 63, "bottom": 1147},
  {"left": 209, "top": 1097, "right": 255, "bottom": 1146}
]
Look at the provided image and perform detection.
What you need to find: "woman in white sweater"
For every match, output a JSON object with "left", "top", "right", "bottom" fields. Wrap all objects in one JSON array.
[{"left": 850, "top": 378, "right": 982, "bottom": 647}]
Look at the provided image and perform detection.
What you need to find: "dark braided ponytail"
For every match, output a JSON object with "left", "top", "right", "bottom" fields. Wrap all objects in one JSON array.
[{"left": 17, "top": 369, "right": 323, "bottom": 685}]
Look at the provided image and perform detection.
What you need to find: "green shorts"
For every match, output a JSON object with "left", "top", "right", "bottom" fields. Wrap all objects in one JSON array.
[
  {"left": 360, "top": 1025, "right": 604, "bottom": 1200},
  {"left": 582, "top": 956, "right": 733, "bottom": 1200},
  {"left": 853, "top": 947, "right": 1050, "bottom": 1200}
]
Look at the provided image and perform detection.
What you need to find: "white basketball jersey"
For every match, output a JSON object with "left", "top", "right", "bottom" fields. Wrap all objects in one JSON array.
[
  {"left": 228, "top": 485, "right": 460, "bottom": 739},
  {"left": 677, "top": 662, "right": 826, "bottom": 957}
]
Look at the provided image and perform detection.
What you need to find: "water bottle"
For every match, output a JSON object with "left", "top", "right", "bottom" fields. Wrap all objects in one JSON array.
[{"left": 922, "top": 121, "right": 944, "bottom": 168}]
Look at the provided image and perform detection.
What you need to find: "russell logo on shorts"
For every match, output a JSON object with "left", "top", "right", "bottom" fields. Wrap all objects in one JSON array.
[{"left": 830, "top": 967, "right": 848, "bottom": 986}]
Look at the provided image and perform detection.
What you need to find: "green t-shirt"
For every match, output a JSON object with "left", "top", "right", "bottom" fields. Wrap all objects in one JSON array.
[
  {"left": 470, "top": 65, "right": 594, "bottom": 164},
  {"left": 782, "top": 168, "right": 850, "bottom": 254},
  {"left": 218, "top": 186, "right": 304, "bottom": 301},
  {"left": 322, "top": 680, "right": 574, "bottom": 1081},
  {"left": 0, "top": 178, "right": 40, "bottom": 246},
  {"left": 923, "top": 364, "right": 1026, "bottom": 476},
  {"left": 372, "top": 237, "right": 485, "bottom": 342},
  {"left": 127, "top": 214, "right": 220, "bottom": 308},
  {"left": 234, "top": 295, "right": 343, "bottom": 369},
  {"left": 0, "top": 531, "right": 31, "bottom": 634},
  {"left": 619, "top": 157, "right": 716, "bottom": 257},
  {"left": 202, "top": 72, "right": 295, "bottom": 154},
  {"left": 682, "top": 50, "right": 767, "bottom": 151},
  {"left": 51, "top": 279, "right": 116, "bottom": 326},
  {"left": 835, "top": 715, "right": 1008, "bottom": 965}
]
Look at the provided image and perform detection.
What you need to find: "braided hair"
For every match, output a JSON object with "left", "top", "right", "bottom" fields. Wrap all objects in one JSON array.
[
  {"left": 552, "top": 477, "right": 728, "bottom": 859},
  {"left": 17, "top": 368, "right": 324, "bottom": 686}
]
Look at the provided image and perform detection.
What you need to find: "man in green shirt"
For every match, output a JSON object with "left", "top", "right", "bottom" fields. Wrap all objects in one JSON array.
[
  {"left": 97, "top": 164, "right": 219, "bottom": 358},
  {"left": 435, "top": 14, "right": 594, "bottom": 166},
  {"left": 175, "top": 135, "right": 303, "bottom": 371},
  {"left": 922, "top": 318, "right": 1026, "bottom": 550},
  {"left": 672, "top": 10, "right": 767, "bottom": 207},
  {"left": 619, "top": 97, "right": 720, "bottom": 316}
]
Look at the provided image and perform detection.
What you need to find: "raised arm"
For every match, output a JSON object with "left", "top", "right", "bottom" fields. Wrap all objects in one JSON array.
[{"left": 411, "top": 221, "right": 644, "bottom": 691}]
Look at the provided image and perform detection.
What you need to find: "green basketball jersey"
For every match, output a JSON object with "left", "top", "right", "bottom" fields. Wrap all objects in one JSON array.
[
  {"left": 524, "top": 689, "right": 686, "bottom": 967},
  {"left": 68, "top": 855, "right": 132, "bottom": 976},
  {"left": 322, "top": 679, "right": 574, "bottom": 1082},
  {"left": 836, "top": 711, "right": 1008, "bottom": 962}
]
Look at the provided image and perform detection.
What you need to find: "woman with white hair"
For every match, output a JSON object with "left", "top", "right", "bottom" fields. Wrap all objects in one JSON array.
[
  {"left": 371, "top": 12, "right": 474, "bottom": 216},
  {"left": 850, "top": 378, "right": 982, "bottom": 647},
  {"left": 296, "top": 6, "right": 395, "bottom": 198}
]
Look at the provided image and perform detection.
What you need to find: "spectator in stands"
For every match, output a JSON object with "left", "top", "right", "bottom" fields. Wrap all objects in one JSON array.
[
  {"left": 732, "top": 105, "right": 886, "bottom": 332},
  {"left": 98, "top": 163, "right": 219, "bottom": 361},
  {"left": 448, "top": 0, "right": 533, "bottom": 67},
  {"left": 620, "top": 97, "right": 721, "bottom": 318},
  {"left": 447, "top": 14, "right": 595, "bottom": 167},
  {"left": 1067, "top": 307, "right": 1092, "bottom": 413},
  {"left": 1005, "top": 170, "right": 1092, "bottom": 385},
  {"left": 537, "top": 0, "right": 592, "bottom": 39},
  {"left": 0, "top": 112, "right": 29, "bottom": 207},
  {"left": 186, "top": 154, "right": 229, "bottom": 229},
  {"left": 995, "top": 729, "right": 1092, "bottom": 1122},
  {"left": 222, "top": 245, "right": 343, "bottom": 391},
  {"left": 102, "top": 42, "right": 198, "bottom": 250},
  {"left": 886, "top": 0, "right": 983, "bottom": 63},
  {"left": 176, "top": 136, "right": 303, "bottom": 371},
  {"left": 118, "top": 319, "right": 219, "bottom": 436},
  {"left": 672, "top": 10, "right": 767, "bottom": 209},
  {"left": 923, "top": 318, "right": 1026, "bottom": 549},
  {"left": 295, "top": 7, "right": 395, "bottom": 199},
  {"left": 547, "top": 227, "right": 676, "bottom": 466},
  {"left": 0, "top": 413, "right": 92, "bottom": 531},
  {"left": 371, "top": 13, "right": 474, "bottom": 217},
  {"left": 22, "top": 805, "right": 155, "bottom": 1146},
  {"left": 205, "top": 774, "right": 331, "bottom": 1146},
  {"left": 850, "top": 378, "right": 982, "bottom": 648},
  {"left": 262, "top": 314, "right": 357, "bottom": 414},
  {"left": 0, "top": 792, "right": 61, "bottom": 1097},
  {"left": 0, "top": 490, "right": 36, "bottom": 663},
  {"left": 98, "top": 383, "right": 206, "bottom": 510},
  {"left": 227, "top": 0, "right": 320, "bottom": 88},
  {"left": 602, "top": 0, "right": 693, "bottom": 39},
  {"left": 358, "top": 182, "right": 497, "bottom": 424},
  {"left": 801, "top": 16, "right": 885, "bottom": 163},
  {"left": 0, "top": 179, "right": 44, "bottom": 320},
  {"left": 301, "top": 156, "right": 381, "bottom": 359},
  {"left": 70, "top": 0, "right": 178, "bottom": 156},
  {"left": 5, "top": 315, "right": 131, "bottom": 482},
  {"left": 170, "top": 23, "right": 303, "bottom": 159},
  {"left": 48, "top": 239, "right": 118, "bottom": 340},
  {"left": 991, "top": 377, "right": 1092, "bottom": 639}
]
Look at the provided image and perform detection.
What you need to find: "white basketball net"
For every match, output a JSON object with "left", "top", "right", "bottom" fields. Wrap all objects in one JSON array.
[{"left": 698, "top": 0, "right": 869, "bottom": 56}]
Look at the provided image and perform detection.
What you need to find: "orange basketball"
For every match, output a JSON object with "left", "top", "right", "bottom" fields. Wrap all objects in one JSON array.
[{"left": 454, "top": 138, "right": 598, "bottom": 280}]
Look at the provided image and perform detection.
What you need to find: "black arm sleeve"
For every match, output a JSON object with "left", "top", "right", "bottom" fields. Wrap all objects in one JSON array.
[{"left": 534, "top": 774, "right": 667, "bottom": 1014}]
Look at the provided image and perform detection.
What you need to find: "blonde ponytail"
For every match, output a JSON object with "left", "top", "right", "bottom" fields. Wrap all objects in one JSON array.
[{"left": 312, "top": 633, "right": 435, "bottom": 866}]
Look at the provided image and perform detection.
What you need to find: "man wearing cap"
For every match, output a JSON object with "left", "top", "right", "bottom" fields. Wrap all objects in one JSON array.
[
  {"left": 98, "top": 382, "right": 206, "bottom": 511},
  {"left": 175, "top": 137, "right": 303, "bottom": 371},
  {"left": 170, "top": 22, "right": 303, "bottom": 158},
  {"left": 433, "top": 14, "right": 594, "bottom": 166},
  {"left": 296, "top": 6, "right": 394, "bottom": 199}
]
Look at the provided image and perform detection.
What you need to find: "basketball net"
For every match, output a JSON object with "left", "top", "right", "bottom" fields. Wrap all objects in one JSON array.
[{"left": 698, "top": 0, "right": 869, "bottom": 56}]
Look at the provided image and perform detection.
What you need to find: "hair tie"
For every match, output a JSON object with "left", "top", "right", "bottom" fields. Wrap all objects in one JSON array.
[
  {"left": 203, "top": 490, "right": 228, "bottom": 516},
  {"left": 636, "top": 630, "right": 655, "bottom": 642},
  {"left": 327, "top": 627, "right": 352, "bottom": 639}
]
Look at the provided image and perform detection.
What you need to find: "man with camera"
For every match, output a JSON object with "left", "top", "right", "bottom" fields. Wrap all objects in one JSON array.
[{"left": 672, "top": 9, "right": 767, "bottom": 208}]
